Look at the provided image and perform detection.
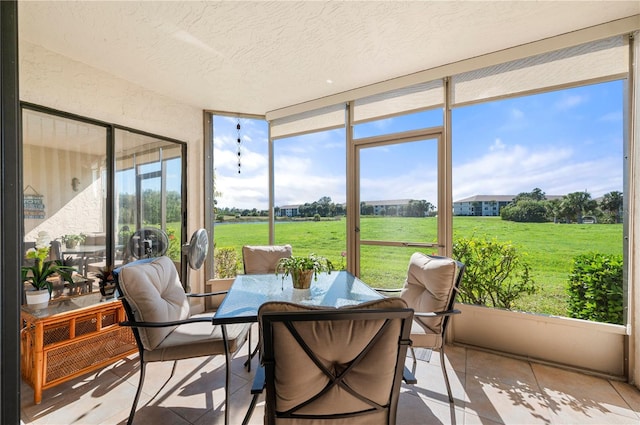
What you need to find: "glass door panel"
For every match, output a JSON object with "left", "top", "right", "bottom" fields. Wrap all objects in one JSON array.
[{"left": 357, "top": 136, "right": 441, "bottom": 289}]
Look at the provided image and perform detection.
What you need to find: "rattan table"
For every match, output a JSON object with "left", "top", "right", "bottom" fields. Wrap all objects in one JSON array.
[{"left": 20, "top": 292, "right": 137, "bottom": 404}]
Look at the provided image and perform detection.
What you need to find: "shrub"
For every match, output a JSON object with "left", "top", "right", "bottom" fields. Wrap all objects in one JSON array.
[
  {"left": 500, "top": 200, "right": 548, "bottom": 222},
  {"left": 567, "top": 252, "right": 623, "bottom": 324},
  {"left": 214, "top": 247, "right": 239, "bottom": 278},
  {"left": 453, "top": 236, "right": 537, "bottom": 309}
]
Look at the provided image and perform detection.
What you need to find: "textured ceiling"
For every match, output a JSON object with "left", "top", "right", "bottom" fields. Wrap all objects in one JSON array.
[{"left": 18, "top": 1, "right": 640, "bottom": 116}]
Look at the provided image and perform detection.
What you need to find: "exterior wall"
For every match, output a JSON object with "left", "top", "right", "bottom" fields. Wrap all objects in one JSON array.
[{"left": 19, "top": 41, "right": 206, "bottom": 294}]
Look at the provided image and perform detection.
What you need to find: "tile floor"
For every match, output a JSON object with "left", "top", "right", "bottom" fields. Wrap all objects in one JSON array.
[{"left": 21, "top": 339, "right": 640, "bottom": 425}]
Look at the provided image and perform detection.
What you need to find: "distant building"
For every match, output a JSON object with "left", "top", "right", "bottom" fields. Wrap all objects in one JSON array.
[
  {"left": 277, "top": 205, "right": 300, "bottom": 217},
  {"left": 453, "top": 195, "right": 515, "bottom": 216},
  {"left": 361, "top": 199, "right": 412, "bottom": 216},
  {"left": 453, "top": 194, "right": 563, "bottom": 216}
]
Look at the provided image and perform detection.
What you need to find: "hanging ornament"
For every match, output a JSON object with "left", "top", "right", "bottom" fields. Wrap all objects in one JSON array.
[{"left": 236, "top": 120, "right": 242, "bottom": 174}]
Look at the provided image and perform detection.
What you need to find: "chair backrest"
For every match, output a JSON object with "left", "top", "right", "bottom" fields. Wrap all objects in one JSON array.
[
  {"left": 242, "top": 244, "right": 292, "bottom": 274},
  {"left": 400, "top": 253, "right": 465, "bottom": 338},
  {"left": 258, "top": 298, "right": 413, "bottom": 425},
  {"left": 114, "top": 256, "right": 189, "bottom": 351}
]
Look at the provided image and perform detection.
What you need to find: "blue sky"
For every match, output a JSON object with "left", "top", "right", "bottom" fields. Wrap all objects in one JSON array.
[{"left": 213, "top": 80, "right": 623, "bottom": 210}]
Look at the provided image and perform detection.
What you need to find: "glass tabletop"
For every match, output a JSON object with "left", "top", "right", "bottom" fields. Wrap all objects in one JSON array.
[{"left": 213, "top": 271, "right": 383, "bottom": 324}]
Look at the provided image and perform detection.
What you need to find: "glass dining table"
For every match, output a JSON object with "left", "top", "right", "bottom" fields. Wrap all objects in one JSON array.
[{"left": 212, "top": 270, "right": 384, "bottom": 325}]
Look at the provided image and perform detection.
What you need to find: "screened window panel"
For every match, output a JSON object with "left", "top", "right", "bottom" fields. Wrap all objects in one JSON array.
[
  {"left": 353, "top": 80, "right": 444, "bottom": 123},
  {"left": 270, "top": 103, "right": 345, "bottom": 139},
  {"left": 452, "top": 35, "right": 628, "bottom": 106}
]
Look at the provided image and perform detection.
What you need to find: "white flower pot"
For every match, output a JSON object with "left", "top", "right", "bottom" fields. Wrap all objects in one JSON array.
[{"left": 25, "top": 289, "right": 50, "bottom": 309}]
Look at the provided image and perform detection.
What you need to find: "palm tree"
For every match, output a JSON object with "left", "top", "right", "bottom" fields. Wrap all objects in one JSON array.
[
  {"left": 600, "top": 191, "right": 623, "bottom": 223},
  {"left": 561, "top": 191, "right": 596, "bottom": 223}
]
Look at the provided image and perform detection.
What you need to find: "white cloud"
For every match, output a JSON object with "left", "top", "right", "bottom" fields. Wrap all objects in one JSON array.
[{"left": 555, "top": 94, "right": 587, "bottom": 110}]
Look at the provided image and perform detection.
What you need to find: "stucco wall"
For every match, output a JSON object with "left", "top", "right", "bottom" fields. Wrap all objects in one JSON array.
[{"left": 19, "top": 41, "right": 207, "bottom": 294}]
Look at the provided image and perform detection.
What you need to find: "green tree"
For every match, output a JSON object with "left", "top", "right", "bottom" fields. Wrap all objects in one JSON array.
[
  {"left": 600, "top": 191, "right": 623, "bottom": 224},
  {"left": 560, "top": 191, "right": 596, "bottom": 223}
]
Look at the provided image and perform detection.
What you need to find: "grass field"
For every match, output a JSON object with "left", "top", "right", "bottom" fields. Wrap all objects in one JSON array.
[{"left": 212, "top": 216, "right": 623, "bottom": 316}]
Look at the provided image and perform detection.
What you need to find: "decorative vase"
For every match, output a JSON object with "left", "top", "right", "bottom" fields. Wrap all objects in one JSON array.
[
  {"left": 291, "top": 269, "right": 313, "bottom": 290},
  {"left": 25, "top": 288, "right": 50, "bottom": 309},
  {"left": 65, "top": 240, "right": 78, "bottom": 249}
]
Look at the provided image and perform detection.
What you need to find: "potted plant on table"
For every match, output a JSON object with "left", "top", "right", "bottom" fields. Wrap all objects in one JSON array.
[
  {"left": 22, "top": 232, "right": 75, "bottom": 308},
  {"left": 61, "top": 233, "right": 86, "bottom": 249},
  {"left": 96, "top": 265, "right": 117, "bottom": 298},
  {"left": 276, "top": 253, "right": 333, "bottom": 290}
]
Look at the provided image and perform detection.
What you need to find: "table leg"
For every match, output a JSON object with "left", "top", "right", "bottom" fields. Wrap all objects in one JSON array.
[{"left": 33, "top": 321, "right": 44, "bottom": 404}]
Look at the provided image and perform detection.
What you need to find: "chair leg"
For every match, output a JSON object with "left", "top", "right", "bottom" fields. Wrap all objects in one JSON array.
[
  {"left": 410, "top": 345, "right": 418, "bottom": 374},
  {"left": 222, "top": 325, "right": 231, "bottom": 425},
  {"left": 241, "top": 393, "right": 260, "bottom": 425},
  {"left": 243, "top": 328, "right": 260, "bottom": 371},
  {"left": 440, "top": 347, "right": 454, "bottom": 403},
  {"left": 128, "top": 360, "right": 146, "bottom": 425}
]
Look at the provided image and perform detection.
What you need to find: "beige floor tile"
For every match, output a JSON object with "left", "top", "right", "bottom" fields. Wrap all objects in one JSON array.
[
  {"left": 466, "top": 349, "right": 538, "bottom": 387},
  {"left": 610, "top": 380, "right": 640, "bottom": 415},
  {"left": 398, "top": 390, "right": 465, "bottom": 425},
  {"left": 532, "top": 363, "right": 639, "bottom": 423},
  {"left": 464, "top": 375, "right": 552, "bottom": 424},
  {"left": 405, "top": 356, "right": 467, "bottom": 405}
]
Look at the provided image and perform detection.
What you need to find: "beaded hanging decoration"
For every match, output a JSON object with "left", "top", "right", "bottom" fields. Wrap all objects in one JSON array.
[{"left": 236, "top": 119, "right": 242, "bottom": 174}]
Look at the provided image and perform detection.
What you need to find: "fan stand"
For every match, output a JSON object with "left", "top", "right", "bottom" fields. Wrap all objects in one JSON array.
[{"left": 181, "top": 228, "right": 209, "bottom": 293}]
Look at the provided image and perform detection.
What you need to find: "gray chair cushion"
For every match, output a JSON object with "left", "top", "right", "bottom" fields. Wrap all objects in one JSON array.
[
  {"left": 400, "top": 252, "right": 457, "bottom": 340},
  {"left": 259, "top": 298, "right": 408, "bottom": 421},
  {"left": 242, "top": 244, "right": 292, "bottom": 274},
  {"left": 117, "top": 256, "right": 190, "bottom": 350}
]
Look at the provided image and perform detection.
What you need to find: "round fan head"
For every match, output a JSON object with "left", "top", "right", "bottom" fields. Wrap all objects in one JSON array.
[
  {"left": 185, "top": 228, "right": 208, "bottom": 270},
  {"left": 128, "top": 227, "right": 169, "bottom": 259}
]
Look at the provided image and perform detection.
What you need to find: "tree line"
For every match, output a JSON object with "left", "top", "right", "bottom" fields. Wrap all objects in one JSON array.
[{"left": 500, "top": 188, "right": 623, "bottom": 224}]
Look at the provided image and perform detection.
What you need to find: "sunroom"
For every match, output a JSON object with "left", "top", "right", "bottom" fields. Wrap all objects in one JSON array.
[{"left": 3, "top": 1, "right": 640, "bottom": 424}]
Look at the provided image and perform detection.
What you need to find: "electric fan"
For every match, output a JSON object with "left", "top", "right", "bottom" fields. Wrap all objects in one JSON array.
[
  {"left": 181, "top": 228, "right": 209, "bottom": 292},
  {"left": 128, "top": 227, "right": 169, "bottom": 259}
]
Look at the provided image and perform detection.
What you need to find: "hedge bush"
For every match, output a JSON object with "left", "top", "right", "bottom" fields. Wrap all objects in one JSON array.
[
  {"left": 452, "top": 236, "right": 537, "bottom": 309},
  {"left": 567, "top": 252, "right": 623, "bottom": 324}
]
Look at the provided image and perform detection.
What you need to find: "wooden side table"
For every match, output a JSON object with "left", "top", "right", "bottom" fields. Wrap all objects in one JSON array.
[{"left": 20, "top": 292, "right": 137, "bottom": 404}]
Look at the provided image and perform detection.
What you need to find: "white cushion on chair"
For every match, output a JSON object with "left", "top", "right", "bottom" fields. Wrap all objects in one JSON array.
[
  {"left": 118, "top": 256, "right": 190, "bottom": 350},
  {"left": 400, "top": 253, "right": 457, "bottom": 338},
  {"left": 242, "top": 244, "right": 292, "bottom": 274}
]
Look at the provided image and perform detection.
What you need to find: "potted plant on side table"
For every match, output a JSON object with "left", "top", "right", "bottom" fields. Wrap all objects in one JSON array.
[
  {"left": 276, "top": 253, "right": 333, "bottom": 290},
  {"left": 22, "top": 233, "right": 75, "bottom": 308},
  {"left": 61, "top": 233, "right": 86, "bottom": 249},
  {"left": 96, "top": 265, "right": 117, "bottom": 299}
]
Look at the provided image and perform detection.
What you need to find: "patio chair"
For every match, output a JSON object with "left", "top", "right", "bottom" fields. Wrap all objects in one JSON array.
[
  {"left": 114, "top": 255, "right": 251, "bottom": 425},
  {"left": 241, "top": 244, "right": 292, "bottom": 368},
  {"left": 243, "top": 297, "right": 414, "bottom": 425},
  {"left": 242, "top": 244, "right": 292, "bottom": 274},
  {"left": 377, "top": 252, "right": 465, "bottom": 404}
]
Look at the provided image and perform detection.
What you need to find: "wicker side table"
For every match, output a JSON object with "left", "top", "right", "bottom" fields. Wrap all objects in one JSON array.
[{"left": 20, "top": 292, "right": 137, "bottom": 404}]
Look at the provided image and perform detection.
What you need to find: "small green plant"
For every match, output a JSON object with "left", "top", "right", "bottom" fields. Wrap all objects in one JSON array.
[
  {"left": 22, "top": 236, "right": 74, "bottom": 292},
  {"left": 567, "top": 252, "right": 623, "bottom": 324},
  {"left": 453, "top": 236, "right": 537, "bottom": 309},
  {"left": 276, "top": 253, "right": 333, "bottom": 281},
  {"left": 214, "top": 247, "right": 239, "bottom": 278},
  {"left": 61, "top": 233, "right": 86, "bottom": 248}
]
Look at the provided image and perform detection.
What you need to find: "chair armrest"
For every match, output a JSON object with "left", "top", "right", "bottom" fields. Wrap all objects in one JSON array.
[
  {"left": 251, "top": 365, "right": 266, "bottom": 394},
  {"left": 119, "top": 316, "right": 213, "bottom": 328},
  {"left": 372, "top": 287, "right": 402, "bottom": 295},
  {"left": 186, "top": 290, "right": 229, "bottom": 298},
  {"left": 403, "top": 366, "right": 417, "bottom": 384},
  {"left": 414, "top": 309, "right": 461, "bottom": 318}
]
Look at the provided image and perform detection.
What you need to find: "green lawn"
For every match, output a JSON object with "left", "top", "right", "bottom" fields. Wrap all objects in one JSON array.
[{"left": 212, "top": 216, "right": 623, "bottom": 316}]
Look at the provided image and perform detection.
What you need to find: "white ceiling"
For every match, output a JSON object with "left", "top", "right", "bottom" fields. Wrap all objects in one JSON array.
[{"left": 18, "top": 1, "right": 640, "bottom": 117}]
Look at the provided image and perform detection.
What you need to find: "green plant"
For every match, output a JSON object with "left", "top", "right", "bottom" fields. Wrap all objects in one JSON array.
[
  {"left": 214, "top": 247, "right": 239, "bottom": 278},
  {"left": 452, "top": 236, "right": 537, "bottom": 309},
  {"left": 567, "top": 252, "right": 623, "bottom": 324},
  {"left": 22, "top": 244, "right": 74, "bottom": 292},
  {"left": 276, "top": 253, "right": 333, "bottom": 281},
  {"left": 61, "top": 233, "right": 86, "bottom": 246}
]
